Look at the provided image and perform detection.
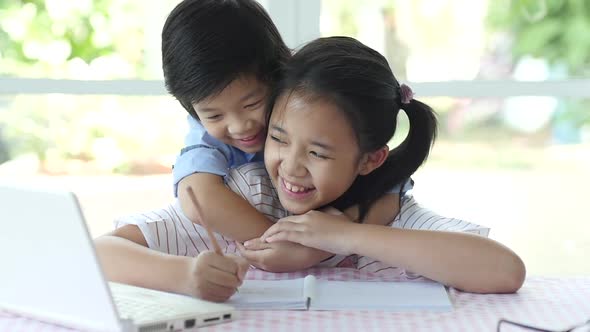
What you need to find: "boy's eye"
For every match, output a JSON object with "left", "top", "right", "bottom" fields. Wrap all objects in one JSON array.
[
  {"left": 206, "top": 114, "right": 222, "bottom": 120},
  {"left": 310, "top": 151, "right": 329, "bottom": 160}
]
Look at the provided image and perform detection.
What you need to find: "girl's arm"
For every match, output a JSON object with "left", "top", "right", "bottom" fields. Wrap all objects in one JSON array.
[
  {"left": 95, "top": 225, "right": 248, "bottom": 302},
  {"left": 345, "top": 225, "right": 526, "bottom": 293},
  {"left": 262, "top": 211, "right": 526, "bottom": 294}
]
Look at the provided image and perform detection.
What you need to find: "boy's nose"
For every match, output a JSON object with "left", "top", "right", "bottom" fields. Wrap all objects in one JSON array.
[{"left": 228, "top": 116, "right": 253, "bottom": 135}]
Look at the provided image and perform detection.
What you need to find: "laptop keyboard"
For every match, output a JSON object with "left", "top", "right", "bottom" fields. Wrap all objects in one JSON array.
[
  {"left": 113, "top": 294, "right": 181, "bottom": 321},
  {"left": 110, "top": 283, "right": 211, "bottom": 323}
]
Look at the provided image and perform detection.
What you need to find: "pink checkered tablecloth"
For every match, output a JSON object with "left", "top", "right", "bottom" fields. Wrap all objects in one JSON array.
[{"left": 2, "top": 268, "right": 589, "bottom": 332}]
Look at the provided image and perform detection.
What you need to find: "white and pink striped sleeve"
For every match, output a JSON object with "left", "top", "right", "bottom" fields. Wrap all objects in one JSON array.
[
  {"left": 355, "top": 195, "right": 490, "bottom": 277},
  {"left": 391, "top": 195, "right": 490, "bottom": 236},
  {"left": 113, "top": 199, "right": 238, "bottom": 257}
]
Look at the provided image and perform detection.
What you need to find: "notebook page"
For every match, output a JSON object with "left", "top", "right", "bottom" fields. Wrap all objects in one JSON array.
[
  {"left": 226, "top": 278, "right": 307, "bottom": 310},
  {"left": 310, "top": 280, "right": 452, "bottom": 311}
]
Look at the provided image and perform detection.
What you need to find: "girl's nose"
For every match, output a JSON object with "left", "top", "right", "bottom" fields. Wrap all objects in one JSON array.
[{"left": 281, "top": 149, "right": 307, "bottom": 178}]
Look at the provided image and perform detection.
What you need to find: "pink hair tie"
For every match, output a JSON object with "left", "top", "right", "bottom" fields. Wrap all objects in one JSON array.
[{"left": 400, "top": 84, "right": 414, "bottom": 104}]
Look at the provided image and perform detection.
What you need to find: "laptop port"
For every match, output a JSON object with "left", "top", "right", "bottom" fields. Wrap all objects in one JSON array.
[
  {"left": 203, "top": 317, "right": 220, "bottom": 323},
  {"left": 223, "top": 314, "right": 232, "bottom": 320},
  {"left": 184, "top": 319, "right": 196, "bottom": 328}
]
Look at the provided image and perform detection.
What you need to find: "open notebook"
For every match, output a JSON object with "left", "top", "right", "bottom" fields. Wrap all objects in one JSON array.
[{"left": 227, "top": 276, "right": 452, "bottom": 311}]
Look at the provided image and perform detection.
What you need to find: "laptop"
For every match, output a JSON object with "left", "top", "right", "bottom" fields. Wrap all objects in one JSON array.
[{"left": 0, "top": 184, "right": 235, "bottom": 332}]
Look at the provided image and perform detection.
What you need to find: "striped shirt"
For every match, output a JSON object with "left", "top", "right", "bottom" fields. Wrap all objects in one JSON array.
[{"left": 115, "top": 162, "right": 489, "bottom": 276}]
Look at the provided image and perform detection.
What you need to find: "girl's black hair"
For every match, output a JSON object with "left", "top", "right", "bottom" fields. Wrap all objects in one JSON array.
[
  {"left": 268, "top": 36, "right": 437, "bottom": 221},
  {"left": 162, "top": 0, "right": 291, "bottom": 119}
]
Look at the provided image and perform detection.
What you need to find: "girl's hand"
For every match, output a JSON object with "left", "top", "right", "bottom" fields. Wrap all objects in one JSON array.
[
  {"left": 260, "top": 210, "right": 357, "bottom": 255},
  {"left": 184, "top": 251, "right": 248, "bottom": 302},
  {"left": 237, "top": 239, "right": 332, "bottom": 272}
]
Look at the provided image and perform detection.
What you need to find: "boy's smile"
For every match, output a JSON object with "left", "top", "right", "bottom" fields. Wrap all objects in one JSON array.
[
  {"left": 232, "top": 129, "right": 266, "bottom": 151},
  {"left": 192, "top": 75, "right": 268, "bottom": 153}
]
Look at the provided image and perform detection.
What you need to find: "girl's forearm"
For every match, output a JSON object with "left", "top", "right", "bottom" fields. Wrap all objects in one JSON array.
[
  {"left": 346, "top": 224, "right": 526, "bottom": 293},
  {"left": 94, "top": 236, "right": 192, "bottom": 295}
]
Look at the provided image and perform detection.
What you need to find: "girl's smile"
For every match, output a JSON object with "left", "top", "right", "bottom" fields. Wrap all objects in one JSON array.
[{"left": 280, "top": 177, "right": 317, "bottom": 200}]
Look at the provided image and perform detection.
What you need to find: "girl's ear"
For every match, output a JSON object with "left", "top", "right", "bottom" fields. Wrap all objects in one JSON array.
[{"left": 358, "top": 146, "right": 389, "bottom": 175}]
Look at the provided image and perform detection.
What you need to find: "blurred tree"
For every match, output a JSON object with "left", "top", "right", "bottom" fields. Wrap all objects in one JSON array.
[
  {"left": 321, "top": 0, "right": 362, "bottom": 37},
  {"left": 0, "top": 0, "right": 162, "bottom": 170},
  {"left": 0, "top": 0, "right": 144, "bottom": 78},
  {"left": 487, "top": 0, "right": 590, "bottom": 138},
  {"left": 487, "top": 0, "right": 590, "bottom": 76}
]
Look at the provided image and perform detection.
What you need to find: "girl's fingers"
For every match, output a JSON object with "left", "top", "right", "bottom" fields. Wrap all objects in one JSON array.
[
  {"left": 237, "top": 245, "right": 265, "bottom": 268},
  {"left": 261, "top": 221, "right": 302, "bottom": 241},
  {"left": 321, "top": 206, "right": 344, "bottom": 215},
  {"left": 226, "top": 251, "right": 250, "bottom": 282},
  {"left": 243, "top": 238, "right": 273, "bottom": 250},
  {"left": 266, "top": 230, "right": 302, "bottom": 244},
  {"left": 207, "top": 263, "right": 242, "bottom": 288},
  {"left": 236, "top": 242, "right": 258, "bottom": 260},
  {"left": 208, "top": 253, "right": 240, "bottom": 275},
  {"left": 201, "top": 280, "right": 236, "bottom": 302},
  {"left": 260, "top": 223, "right": 284, "bottom": 241}
]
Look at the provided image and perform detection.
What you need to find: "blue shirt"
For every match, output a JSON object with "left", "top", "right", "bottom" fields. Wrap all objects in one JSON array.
[
  {"left": 173, "top": 116, "right": 412, "bottom": 196},
  {"left": 172, "top": 116, "right": 262, "bottom": 196}
]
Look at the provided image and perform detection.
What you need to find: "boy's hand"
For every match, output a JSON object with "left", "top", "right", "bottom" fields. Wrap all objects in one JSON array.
[
  {"left": 184, "top": 251, "right": 248, "bottom": 302},
  {"left": 260, "top": 210, "right": 357, "bottom": 255},
  {"left": 237, "top": 239, "right": 332, "bottom": 272}
]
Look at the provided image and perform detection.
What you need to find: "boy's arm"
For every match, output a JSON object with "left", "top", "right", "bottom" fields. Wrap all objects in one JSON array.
[{"left": 177, "top": 172, "right": 274, "bottom": 242}]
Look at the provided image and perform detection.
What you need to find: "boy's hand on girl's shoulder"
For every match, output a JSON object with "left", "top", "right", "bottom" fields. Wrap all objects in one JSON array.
[
  {"left": 183, "top": 251, "right": 248, "bottom": 302},
  {"left": 237, "top": 239, "right": 331, "bottom": 273}
]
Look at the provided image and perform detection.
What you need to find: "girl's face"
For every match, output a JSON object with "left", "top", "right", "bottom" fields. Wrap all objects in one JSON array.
[
  {"left": 264, "top": 92, "right": 367, "bottom": 215},
  {"left": 191, "top": 75, "right": 268, "bottom": 153}
]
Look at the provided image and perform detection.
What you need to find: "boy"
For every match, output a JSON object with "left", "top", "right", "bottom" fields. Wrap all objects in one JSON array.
[{"left": 163, "top": 0, "right": 290, "bottom": 241}]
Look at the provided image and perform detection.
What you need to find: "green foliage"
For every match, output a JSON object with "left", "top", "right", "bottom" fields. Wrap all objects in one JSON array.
[
  {"left": 0, "top": 0, "right": 144, "bottom": 77},
  {"left": 487, "top": 0, "right": 590, "bottom": 75},
  {"left": 0, "top": 0, "right": 159, "bottom": 169}
]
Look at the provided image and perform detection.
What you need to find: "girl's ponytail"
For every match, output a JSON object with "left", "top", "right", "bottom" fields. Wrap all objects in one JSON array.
[
  {"left": 389, "top": 98, "right": 438, "bottom": 182},
  {"left": 341, "top": 98, "right": 437, "bottom": 221}
]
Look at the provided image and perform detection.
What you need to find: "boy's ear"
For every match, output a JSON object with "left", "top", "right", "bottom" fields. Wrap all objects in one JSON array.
[{"left": 358, "top": 146, "right": 389, "bottom": 175}]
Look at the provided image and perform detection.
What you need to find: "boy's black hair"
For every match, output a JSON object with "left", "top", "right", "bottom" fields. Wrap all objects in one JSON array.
[
  {"left": 162, "top": 0, "right": 291, "bottom": 119},
  {"left": 268, "top": 37, "right": 438, "bottom": 221}
]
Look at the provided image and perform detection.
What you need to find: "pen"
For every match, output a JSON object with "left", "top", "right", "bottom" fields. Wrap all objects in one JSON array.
[
  {"left": 186, "top": 186, "right": 223, "bottom": 254},
  {"left": 185, "top": 186, "right": 240, "bottom": 292}
]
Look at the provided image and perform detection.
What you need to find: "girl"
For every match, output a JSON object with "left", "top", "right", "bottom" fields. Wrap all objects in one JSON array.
[{"left": 241, "top": 36, "right": 525, "bottom": 294}]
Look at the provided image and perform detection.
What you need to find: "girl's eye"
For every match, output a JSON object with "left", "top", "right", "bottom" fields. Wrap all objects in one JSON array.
[
  {"left": 310, "top": 151, "right": 329, "bottom": 160},
  {"left": 206, "top": 114, "right": 221, "bottom": 120},
  {"left": 245, "top": 99, "right": 263, "bottom": 109},
  {"left": 270, "top": 135, "right": 284, "bottom": 143}
]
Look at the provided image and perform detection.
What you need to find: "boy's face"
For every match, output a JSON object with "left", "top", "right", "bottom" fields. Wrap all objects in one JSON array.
[
  {"left": 191, "top": 75, "right": 268, "bottom": 153},
  {"left": 264, "top": 92, "right": 366, "bottom": 215}
]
